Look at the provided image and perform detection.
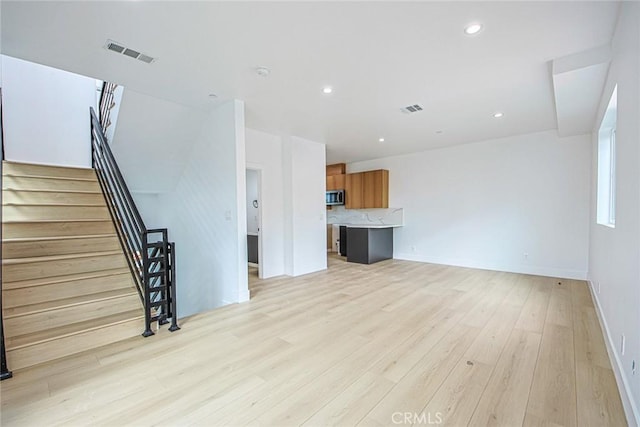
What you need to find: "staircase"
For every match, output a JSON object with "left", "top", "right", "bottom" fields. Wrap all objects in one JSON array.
[{"left": 1, "top": 161, "right": 144, "bottom": 370}]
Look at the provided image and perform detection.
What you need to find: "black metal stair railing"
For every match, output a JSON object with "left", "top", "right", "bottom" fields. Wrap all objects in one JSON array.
[
  {"left": 99, "top": 82, "right": 118, "bottom": 133},
  {"left": 90, "top": 106, "right": 178, "bottom": 336}
]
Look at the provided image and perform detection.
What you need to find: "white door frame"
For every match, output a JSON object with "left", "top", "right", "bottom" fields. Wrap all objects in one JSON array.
[{"left": 246, "top": 165, "right": 264, "bottom": 279}]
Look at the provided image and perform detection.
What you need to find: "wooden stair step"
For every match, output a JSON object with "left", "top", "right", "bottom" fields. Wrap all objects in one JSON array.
[
  {"left": 2, "top": 174, "right": 97, "bottom": 183},
  {"left": 2, "top": 234, "right": 119, "bottom": 258},
  {"left": 2, "top": 250, "right": 124, "bottom": 265},
  {"left": 2, "top": 204, "right": 110, "bottom": 221},
  {"left": 2, "top": 270, "right": 136, "bottom": 308},
  {"left": 5, "top": 312, "right": 143, "bottom": 371},
  {"left": 3, "top": 288, "right": 139, "bottom": 318},
  {"left": 2, "top": 251, "right": 128, "bottom": 282},
  {"left": 2, "top": 175, "right": 100, "bottom": 192},
  {"left": 3, "top": 291, "right": 141, "bottom": 338},
  {"left": 1, "top": 267, "right": 133, "bottom": 290},
  {"left": 3, "top": 190, "right": 105, "bottom": 205},
  {"left": 2, "top": 220, "right": 116, "bottom": 238},
  {"left": 2, "top": 161, "right": 96, "bottom": 179},
  {"left": 3, "top": 233, "right": 117, "bottom": 243},
  {"left": 6, "top": 310, "right": 142, "bottom": 350}
]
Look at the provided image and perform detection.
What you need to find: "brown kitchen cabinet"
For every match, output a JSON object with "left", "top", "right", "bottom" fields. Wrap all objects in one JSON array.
[
  {"left": 326, "top": 173, "right": 346, "bottom": 191},
  {"left": 326, "top": 163, "right": 346, "bottom": 176},
  {"left": 345, "top": 169, "right": 388, "bottom": 209}
]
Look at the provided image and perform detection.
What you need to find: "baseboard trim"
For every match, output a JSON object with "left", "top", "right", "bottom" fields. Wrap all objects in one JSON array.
[
  {"left": 588, "top": 280, "right": 639, "bottom": 427},
  {"left": 394, "top": 253, "right": 587, "bottom": 280},
  {"left": 238, "top": 289, "right": 251, "bottom": 303},
  {"left": 220, "top": 289, "right": 251, "bottom": 307}
]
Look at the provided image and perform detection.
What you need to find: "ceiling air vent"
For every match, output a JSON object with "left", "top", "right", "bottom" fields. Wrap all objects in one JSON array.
[
  {"left": 104, "top": 39, "right": 156, "bottom": 64},
  {"left": 106, "top": 41, "right": 125, "bottom": 53},
  {"left": 137, "top": 54, "right": 155, "bottom": 64},
  {"left": 401, "top": 104, "right": 423, "bottom": 114}
]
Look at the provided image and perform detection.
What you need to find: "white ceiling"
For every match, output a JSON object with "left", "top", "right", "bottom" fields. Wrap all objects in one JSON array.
[{"left": 1, "top": 1, "right": 620, "bottom": 163}]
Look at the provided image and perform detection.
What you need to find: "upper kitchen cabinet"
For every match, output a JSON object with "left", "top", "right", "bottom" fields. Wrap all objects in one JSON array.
[
  {"left": 326, "top": 174, "right": 346, "bottom": 191},
  {"left": 326, "top": 163, "right": 346, "bottom": 191},
  {"left": 326, "top": 163, "right": 346, "bottom": 176},
  {"left": 346, "top": 169, "right": 389, "bottom": 209}
]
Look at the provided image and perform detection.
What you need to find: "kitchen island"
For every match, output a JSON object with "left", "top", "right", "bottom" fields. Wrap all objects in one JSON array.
[{"left": 337, "top": 224, "right": 399, "bottom": 264}]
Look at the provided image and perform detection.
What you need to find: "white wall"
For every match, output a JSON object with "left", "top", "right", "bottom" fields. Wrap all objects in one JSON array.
[
  {"left": 245, "top": 129, "right": 327, "bottom": 278},
  {"left": 155, "top": 100, "right": 248, "bottom": 318},
  {"left": 1, "top": 55, "right": 96, "bottom": 168},
  {"left": 245, "top": 129, "right": 285, "bottom": 279},
  {"left": 130, "top": 192, "right": 161, "bottom": 229},
  {"left": 285, "top": 136, "right": 328, "bottom": 276},
  {"left": 111, "top": 88, "right": 208, "bottom": 193},
  {"left": 588, "top": 3, "right": 640, "bottom": 424},
  {"left": 349, "top": 129, "right": 591, "bottom": 279},
  {"left": 245, "top": 169, "right": 259, "bottom": 234}
]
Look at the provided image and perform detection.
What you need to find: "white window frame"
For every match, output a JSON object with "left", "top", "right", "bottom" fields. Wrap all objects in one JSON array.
[{"left": 596, "top": 85, "right": 617, "bottom": 228}]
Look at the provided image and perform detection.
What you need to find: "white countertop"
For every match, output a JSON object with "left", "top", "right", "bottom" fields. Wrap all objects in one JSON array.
[{"left": 331, "top": 223, "right": 402, "bottom": 228}]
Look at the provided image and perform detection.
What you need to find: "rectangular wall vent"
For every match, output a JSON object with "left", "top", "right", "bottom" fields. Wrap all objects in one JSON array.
[
  {"left": 401, "top": 104, "right": 423, "bottom": 114},
  {"left": 104, "top": 39, "right": 155, "bottom": 64}
]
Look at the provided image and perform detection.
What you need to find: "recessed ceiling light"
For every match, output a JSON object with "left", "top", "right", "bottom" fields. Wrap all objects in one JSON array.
[
  {"left": 493, "top": 112, "right": 504, "bottom": 118},
  {"left": 208, "top": 93, "right": 218, "bottom": 98},
  {"left": 464, "top": 23, "right": 483, "bottom": 35},
  {"left": 378, "top": 137, "right": 385, "bottom": 143},
  {"left": 256, "top": 66, "right": 270, "bottom": 77},
  {"left": 323, "top": 86, "right": 333, "bottom": 94},
  {"left": 435, "top": 130, "right": 443, "bottom": 134}
]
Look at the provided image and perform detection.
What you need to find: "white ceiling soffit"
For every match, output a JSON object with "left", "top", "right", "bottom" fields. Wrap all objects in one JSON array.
[{"left": 552, "top": 44, "right": 612, "bottom": 138}]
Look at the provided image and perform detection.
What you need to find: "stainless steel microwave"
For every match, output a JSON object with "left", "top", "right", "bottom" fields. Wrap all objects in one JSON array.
[{"left": 326, "top": 189, "right": 345, "bottom": 206}]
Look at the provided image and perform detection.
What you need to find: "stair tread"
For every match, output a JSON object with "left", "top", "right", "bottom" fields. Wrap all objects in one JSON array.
[
  {"left": 3, "top": 233, "right": 117, "bottom": 243},
  {"left": 3, "top": 188, "right": 102, "bottom": 194},
  {"left": 5, "top": 309, "right": 143, "bottom": 350},
  {"left": 3, "top": 202, "right": 106, "bottom": 207},
  {"left": 3, "top": 219, "right": 112, "bottom": 224},
  {"left": 2, "top": 160, "right": 93, "bottom": 172},
  {"left": 2, "top": 173, "right": 97, "bottom": 182},
  {"left": 4, "top": 288, "right": 139, "bottom": 318},
  {"left": 2, "top": 268, "right": 133, "bottom": 289},
  {"left": 2, "top": 250, "right": 124, "bottom": 265}
]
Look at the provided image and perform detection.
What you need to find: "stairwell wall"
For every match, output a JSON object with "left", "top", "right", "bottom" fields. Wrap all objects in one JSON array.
[
  {"left": 0, "top": 55, "right": 96, "bottom": 168},
  {"left": 154, "top": 100, "right": 249, "bottom": 318}
]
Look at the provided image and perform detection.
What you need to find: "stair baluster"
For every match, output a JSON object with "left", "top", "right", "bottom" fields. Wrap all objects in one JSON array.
[{"left": 90, "top": 104, "right": 179, "bottom": 336}]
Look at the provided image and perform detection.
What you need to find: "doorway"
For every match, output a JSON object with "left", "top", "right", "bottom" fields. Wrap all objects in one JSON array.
[{"left": 246, "top": 168, "right": 262, "bottom": 279}]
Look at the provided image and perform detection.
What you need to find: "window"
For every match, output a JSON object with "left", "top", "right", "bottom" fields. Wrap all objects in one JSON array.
[{"left": 597, "top": 85, "right": 617, "bottom": 227}]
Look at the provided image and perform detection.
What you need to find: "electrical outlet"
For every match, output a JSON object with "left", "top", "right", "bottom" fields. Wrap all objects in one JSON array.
[
  {"left": 523, "top": 252, "right": 529, "bottom": 260},
  {"left": 621, "top": 334, "right": 626, "bottom": 355},
  {"left": 411, "top": 246, "right": 416, "bottom": 253}
]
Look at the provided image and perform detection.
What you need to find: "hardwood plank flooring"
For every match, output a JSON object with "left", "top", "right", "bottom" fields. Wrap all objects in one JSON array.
[{"left": 0, "top": 255, "right": 626, "bottom": 426}]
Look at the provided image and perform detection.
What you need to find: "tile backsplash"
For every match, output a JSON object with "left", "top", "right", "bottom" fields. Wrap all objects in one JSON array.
[{"left": 327, "top": 206, "right": 404, "bottom": 226}]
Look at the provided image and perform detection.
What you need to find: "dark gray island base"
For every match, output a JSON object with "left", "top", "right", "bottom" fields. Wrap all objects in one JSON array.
[{"left": 344, "top": 226, "right": 394, "bottom": 264}]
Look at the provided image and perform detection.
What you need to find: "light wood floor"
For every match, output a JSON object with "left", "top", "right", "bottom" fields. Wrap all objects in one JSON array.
[{"left": 0, "top": 255, "right": 626, "bottom": 426}]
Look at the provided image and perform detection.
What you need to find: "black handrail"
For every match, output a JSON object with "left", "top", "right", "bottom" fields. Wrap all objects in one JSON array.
[
  {"left": 90, "top": 105, "right": 179, "bottom": 335},
  {"left": 0, "top": 87, "right": 12, "bottom": 381},
  {"left": 99, "top": 82, "right": 118, "bottom": 133}
]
